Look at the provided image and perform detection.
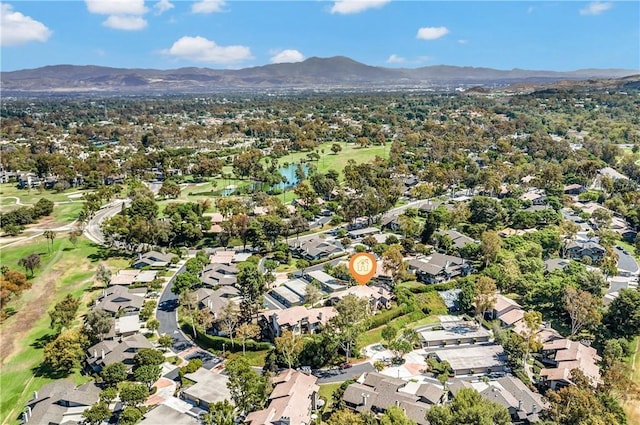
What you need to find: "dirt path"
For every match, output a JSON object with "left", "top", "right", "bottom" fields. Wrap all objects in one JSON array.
[{"left": 0, "top": 250, "right": 63, "bottom": 365}]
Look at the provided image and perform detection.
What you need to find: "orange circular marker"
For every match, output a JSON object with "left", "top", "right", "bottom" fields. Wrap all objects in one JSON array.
[{"left": 349, "top": 252, "right": 377, "bottom": 285}]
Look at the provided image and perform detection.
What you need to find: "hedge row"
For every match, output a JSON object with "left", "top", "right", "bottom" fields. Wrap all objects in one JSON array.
[
  {"left": 180, "top": 323, "right": 272, "bottom": 352},
  {"left": 367, "top": 304, "right": 414, "bottom": 329}
]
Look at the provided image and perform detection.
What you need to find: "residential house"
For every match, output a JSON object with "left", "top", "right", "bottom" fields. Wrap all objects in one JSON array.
[
  {"left": 139, "top": 404, "right": 199, "bottom": 425},
  {"left": 22, "top": 381, "right": 101, "bottom": 425},
  {"left": 347, "top": 227, "right": 381, "bottom": 240},
  {"left": 430, "top": 344, "right": 506, "bottom": 376},
  {"left": 86, "top": 333, "right": 154, "bottom": 371},
  {"left": 342, "top": 372, "right": 437, "bottom": 425},
  {"left": 182, "top": 368, "right": 232, "bottom": 411},
  {"left": 95, "top": 286, "right": 145, "bottom": 317},
  {"left": 269, "top": 279, "right": 311, "bottom": 308},
  {"left": 326, "top": 285, "right": 392, "bottom": 311},
  {"left": 200, "top": 263, "right": 238, "bottom": 288},
  {"left": 109, "top": 269, "right": 157, "bottom": 287},
  {"left": 438, "top": 289, "right": 462, "bottom": 312},
  {"left": 489, "top": 294, "right": 522, "bottom": 323},
  {"left": 245, "top": 369, "right": 319, "bottom": 425},
  {"left": 132, "top": 251, "right": 177, "bottom": 269},
  {"left": 260, "top": 306, "right": 337, "bottom": 338},
  {"left": 520, "top": 190, "right": 547, "bottom": 206},
  {"left": 407, "top": 253, "right": 472, "bottom": 284},
  {"left": 449, "top": 376, "right": 547, "bottom": 424},
  {"left": 194, "top": 286, "right": 240, "bottom": 320},
  {"left": 303, "top": 270, "right": 347, "bottom": 293},
  {"left": 565, "top": 240, "right": 605, "bottom": 263},
  {"left": 563, "top": 184, "right": 586, "bottom": 195},
  {"left": 439, "top": 229, "right": 478, "bottom": 250},
  {"left": 289, "top": 238, "right": 343, "bottom": 262},
  {"left": 540, "top": 338, "right": 601, "bottom": 390}
]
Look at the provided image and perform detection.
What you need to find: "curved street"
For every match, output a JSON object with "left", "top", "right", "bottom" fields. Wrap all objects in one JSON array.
[{"left": 157, "top": 261, "right": 194, "bottom": 352}]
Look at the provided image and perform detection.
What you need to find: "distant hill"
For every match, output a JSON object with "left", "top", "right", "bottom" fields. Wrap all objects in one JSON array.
[{"left": 1, "top": 56, "right": 638, "bottom": 93}]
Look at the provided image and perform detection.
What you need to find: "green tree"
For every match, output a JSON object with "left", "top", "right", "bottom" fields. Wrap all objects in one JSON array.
[
  {"left": 480, "top": 230, "right": 502, "bottom": 267},
  {"left": 99, "top": 387, "right": 118, "bottom": 404},
  {"left": 604, "top": 288, "right": 640, "bottom": 338},
  {"left": 474, "top": 276, "right": 497, "bottom": 320},
  {"left": 326, "top": 294, "right": 370, "bottom": 361},
  {"left": 236, "top": 263, "right": 267, "bottom": 322},
  {"left": 381, "top": 324, "right": 398, "bottom": 346},
  {"left": 82, "top": 402, "right": 111, "bottom": 425},
  {"left": 118, "top": 406, "right": 143, "bottom": 425},
  {"left": 134, "top": 348, "right": 165, "bottom": 368},
  {"left": 158, "top": 334, "right": 174, "bottom": 350},
  {"left": 331, "top": 143, "right": 343, "bottom": 155},
  {"left": 49, "top": 294, "right": 80, "bottom": 332},
  {"left": 42, "top": 329, "right": 87, "bottom": 375},
  {"left": 427, "top": 388, "right": 511, "bottom": 425},
  {"left": 274, "top": 329, "right": 303, "bottom": 369},
  {"left": 327, "top": 409, "right": 365, "bottom": 425},
  {"left": 101, "top": 362, "right": 128, "bottom": 387},
  {"left": 225, "top": 356, "right": 270, "bottom": 414},
  {"left": 146, "top": 318, "right": 160, "bottom": 332},
  {"left": 236, "top": 323, "right": 261, "bottom": 355},
  {"left": 134, "top": 364, "right": 162, "bottom": 390},
  {"left": 118, "top": 382, "right": 149, "bottom": 407},
  {"left": 522, "top": 310, "right": 543, "bottom": 365},
  {"left": 389, "top": 338, "right": 413, "bottom": 360},
  {"left": 202, "top": 400, "right": 237, "bottom": 425},
  {"left": 380, "top": 406, "right": 417, "bottom": 425},
  {"left": 563, "top": 286, "right": 601, "bottom": 336},
  {"left": 95, "top": 264, "right": 112, "bottom": 288},
  {"left": 382, "top": 244, "right": 406, "bottom": 282},
  {"left": 43, "top": 230, "right": 56, "bottom": 255},
  {"left": 172, "top": 271, "right": 199, "bottom": 295}
]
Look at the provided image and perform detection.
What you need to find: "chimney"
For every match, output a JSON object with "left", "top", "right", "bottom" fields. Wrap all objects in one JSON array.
[
  {"left": 22, "top": 412, "right": 28, "bottom": 424},
  {"left": 101, "top": 349, "right": 105, "bottom": 360},
  {"left": 27, "top": 406, "right": 32, "bottom": 417},
  {"left": 532, "top": 405, "right": 537, "bottom": 415},
  {"left": 93, "top": 349, "right": 97, "bottom": 358},
  {"left": 361, "top": 393, "right": 368, "bottom": 406},
  {"left": 318, "top": 311, "right": 323, "bottom": 321},
  {"left": 518, "top": 400, "right": 523, "bottom": 411},
  {"left": 395, "top": 400, "right": 400, "bottom": 407},
  {"left": 33, "top": 391, "right": 38, "bottom": 400}
]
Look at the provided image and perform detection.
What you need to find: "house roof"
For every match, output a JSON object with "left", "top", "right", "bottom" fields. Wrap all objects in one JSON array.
[
  {"left": 414, "top": 383, "right": 443, "bottom": 404},
  {"left": 26, "top": 380, "right": 100, "bottom": 425},
  {"left": 140, "top": 404, "right": 199, "bottom": 425},
  {"left": 493, "top": 294, "right": 521, "bottom": 315},
  {"left": 95, "top": 286, "right": 145, "bottom": 315},
  {"left": 183, "top": 369, "right": 232, "bottom": 405},
  {"left": 541, "top": 339, "right": 601, "bottom": 386},
  {"left": 498, "top": 308, "right": 524, "bottom": 326},
  {"left": 245, "top": 369, "right": 318, "bottom": 425},
  {"left": 328, "top": 285, "right": 391, "bottom": 303},
  {"left": 87, "top": 333, "right": 154, "bottom": 368},
  {"left": 442, "top": 229, "right": 478, "bottom": 249},
  {"left": 262, "top": 306, "right": 337, "bottom": 328}
]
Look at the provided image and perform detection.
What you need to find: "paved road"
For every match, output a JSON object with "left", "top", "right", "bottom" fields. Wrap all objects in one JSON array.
[
  {"left": 84, "top": 199, "right": 129, "bottom": 245},
  {"left": 157, "top": 262, "right": 194, "bottom": 351},
  {"left": 615, "top": 245, "right": 639, "bottom": 275},
  {"left": 316, "top": 362, "right": 375, "bottom": 383}
]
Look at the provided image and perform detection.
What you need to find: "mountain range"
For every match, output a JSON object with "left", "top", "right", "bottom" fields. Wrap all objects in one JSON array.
[{"left": 1, "top": 56, "right": 638, "bottom": 93}]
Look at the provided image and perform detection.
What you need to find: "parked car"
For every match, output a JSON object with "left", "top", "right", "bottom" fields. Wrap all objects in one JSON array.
[{"left": 340, "top": 362, "right": 353, "bottom": 369}]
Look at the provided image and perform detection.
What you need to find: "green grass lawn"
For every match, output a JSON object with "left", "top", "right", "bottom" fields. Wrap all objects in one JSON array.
[
  {"left": 318, "top": 382, "right": 342, "bottom": 412},
  {"left": 358, "top": 314, "right": 440, "bottom": 347},
  {"left": 0, "top": 183, "right": 92, "bottom": 206},
  {"left": 225, "top": 349, "right": 270, "bottom": 367},
  {"left": 0, "top": 237, "right": 129, "bottom": 425},
  {"left": 624, "top": 336, "right": 640, "bottom": 424},
  {"left": 267, "top": 142, "right": 389, "bottom": 180}
]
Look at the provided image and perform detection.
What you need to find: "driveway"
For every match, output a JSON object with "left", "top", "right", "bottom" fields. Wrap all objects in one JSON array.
[
  {"left": 616, "top": 246, "right": 639, "bottom": 275},
  {"left": 157, "top": 261, "right": 194, "bottom": 351},
  {"left": 316, "top": 362, "right": 375, "bottom": 383}
]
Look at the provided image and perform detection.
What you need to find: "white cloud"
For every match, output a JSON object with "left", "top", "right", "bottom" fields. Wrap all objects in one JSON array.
[
  {"left": 457, "top": 39, "right": 468, "bottom": 44},
  {"left": 386, "top": 54, "right": 405, "bottom": 64},
  {"left": 0, "top": 3, "right": 52, "bottom": 46},
  {"left": 416, "top": 26, "right": 449, "bottom": 40},
  {"left": 579, "top": 2, "right": 613, "bottom": 15},
  {"left": 103, "top": 15, "right": 147, "bottom": 30},
  {"left": 154, "top": 0, "right": 174, "bottom": 15},
  {"left": 270, "top": 49, "right": 305, "bottom": 64},
  {"left": 330, "top": 0, "right": 391, "bottom": 15},
  {"left": 85, "top": 0, "right": 146, "bottom": 16},
  {"left": 162, "top": 36, "right": 252, "bottom": 64},
  {"left": 192, "top": 0, "right": 225, "bottom": 14}
]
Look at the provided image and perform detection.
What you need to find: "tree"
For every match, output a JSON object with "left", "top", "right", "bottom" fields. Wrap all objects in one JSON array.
[
  {"left": 236, "top": 263, "right": 267, "bottom": 322},
  {"left": 95, "top": 264, "right": 112, "bottom": 288},
  {"left": 563, "top": 286, "right": 601, "bottom": 336},
  {"left": 82, "top": 402, "right": 111, "bottom": 425},
  {"left": 381, "top": 325, "right": 398, "bottom": 346},
  {"left": 43, "top": 230, "right": 56, "bottom": 255},
  {"left": 331, "top": 143, "right": 343, "bottom": 155},
  {"left": 158, "top": 334, "right": 173, "bottom": 350},
  {"left": 225, "top": 356, "right": 270, "bottom": 414},
  {"left": 42, "top": 329, "right": 87, "bottom": 375},
  {"left": 0, "top": 269, "right": 30, "bottom": 307},
  {"left": 604, "top": 288, "right": 640, "bottom": 338},
  {"left": 380, "top": 406, "right": 417, "bottom": 425},
  {"left": 179, "top": 290, "right": 199, "bottom": 338},
  {"left": 18, "top": 253, "right": 41, "bottom": 277},
  {"left": 202, "top": 400, "right": 236, "bottom": 425},
  {"left": 236, "top": 323, "right": 260, "bottom": 355},
  {"left": 480, "top": 230, "right": 502, "bottom": 267},
  {"left": 118, "top": 382, "right": 149, "bottom": 407},
  {"left": 99, "top": 387, "right": 118, "bottom": 404},
  {"left": 49, "top": 294, "right": 80, "bottom": 332},
  {"left": 218, "top": 301, "right": 240, "bottom": 347},
  {"left": 389, "top": 339, "right": 413, "bottom": 360},
  {"left": 134, "top": 348, "right": 165, "bottom": 368},
  {"left": 305, "top": 284, "right": 322, "bottom": 306},
  {"left": 326, "top": 294, "right": 370, "bottom": 361},
  {"left": 474, "top": 276, "right": 497, "bottom": 320},
  {"left": 119, "top": 407, "right": 143, "bottom": 425},
  {"left": 68, "top": 228, "right": 82, "bottom": 248},
  {"left": 327, "top": 409, "right": 365, "bottom": 425},
  {"left": 101, "top": 362, "right": 128, "bottom": 387},
  {"left": 158, "top": 180, "right": 181, "bottom": 199},
  {"left": 522, "top": 310, "right": 543, "bottom": 365},
  {"left": 457, "top": 279, "right": 475, "bottom": 313},
  {"left": 274, "top": 330, "right": 303, "bottom": 369},
  {"left": 382, "top": 244, "right": 406, "bottom": 282},
  {"left": 134, "top": 364, "right": 162, "bottom": 389},
  {"left": 427, "top": 388, "right": 511, "bottom": 425},
  {"left": 146, "top": 318, "right": 160, "bottom": 332},
  {"left": 173, "top": 272, "right": 199, "bottom": 295},
  {"left": 421, "top": 210, "right": 441, "bottom": 244}
]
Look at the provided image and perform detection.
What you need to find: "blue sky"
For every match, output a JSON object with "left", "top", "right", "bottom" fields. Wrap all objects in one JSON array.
[{"left": 1, "top": 1, "right": 638, "bottom": 71}]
